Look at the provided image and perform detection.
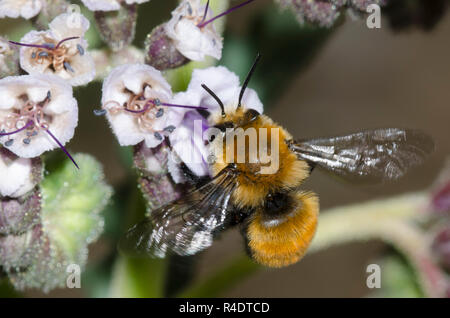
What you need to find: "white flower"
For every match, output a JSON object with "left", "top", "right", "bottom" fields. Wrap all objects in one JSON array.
[
  {"left": 0, "top": 0, "right": 42, "bottom": 19},
  {"left": 182, "top": 66, "right": 263, "bottom": 115},
  {"left": 0, "top": 148, "right": 37, "bottom": 198},
  {"left": 168, "top": 66, "right": 263, "bottom": 181},
  {"left": 166, "top": 0, "right": 223, "bottom": 61},
  {"left": 16, "top": 13, "right": 95, "bottom": 86},
  {"left": 0, "top": 74, "right": 78, "bottom": 158},
  {"left": 81, "top": 0, "right": 150, "bottom": 12},
  {"left": 101, "top": 64, "right": 184, "bottom": 148}
]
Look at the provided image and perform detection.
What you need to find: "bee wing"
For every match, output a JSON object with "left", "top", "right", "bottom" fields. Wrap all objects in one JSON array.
[
  {"left": 120, "top": 166, "right": 238, "bottom": 258},
  {"left": 291, "top": 128, "right": 434, "bottom": 183}
]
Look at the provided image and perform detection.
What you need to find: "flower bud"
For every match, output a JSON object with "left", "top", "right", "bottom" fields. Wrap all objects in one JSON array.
[
  {"left": 0, "top": 148, "right": 43, "bottom": 198},
  {"left": 0, "top": 37, "right": 20, "bottom": 78},
  {"left": 276, "top": 0, "right": 387, "bottom": 28},
  {"left": 1, "top": 154, "right": 112, "bottom": 292},
  {"left": 0, "top": 224, "right": 44, "bottom": 271},
  {"left": 430, "top": 158, "right": 450, "bottom": 215},
  {"left": 144, "top": 23, "right": 190, "bottom": 71},
  {"left": 134, "top": 142, "right": 182, "bottom": 211},
  {"left": 94, "top": 4, "right": 137, "bottom": 52},
  {"left": 432, "top": 227, "right": 450, "bottom": 271},
  {"left": 0, "top": 190, "right": 42, "bottom": 235}
]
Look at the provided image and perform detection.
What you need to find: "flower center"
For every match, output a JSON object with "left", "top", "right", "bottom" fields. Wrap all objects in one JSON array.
[
  {"left": 101, "top": 84, "right": 207, "bottom": 134},
  {"left": 0, "top": 92, "right": 79, "bottom": 169},
  {"left": 0, "top": 92, "right": 52, "bottom": 145},
  {"left": 10, "top": 36, "right": 81, "bottom": 74}
]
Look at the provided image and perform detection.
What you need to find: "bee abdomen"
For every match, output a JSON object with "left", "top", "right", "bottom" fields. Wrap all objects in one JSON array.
[{"left": 247, "top": 191, "right": 319, "bottom": 268}]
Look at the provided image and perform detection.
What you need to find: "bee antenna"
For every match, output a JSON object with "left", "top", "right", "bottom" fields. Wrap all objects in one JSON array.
[
  {"left": 238, "top": 53, "right": 261, "bottom": 109},
  {"left": 201, "top": 84, "right": 226, "bottom": 118}
]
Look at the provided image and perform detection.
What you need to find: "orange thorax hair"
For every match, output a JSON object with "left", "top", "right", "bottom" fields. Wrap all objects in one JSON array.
[{"left": 211, "top": 108, "right": 310, "bottom": 209}]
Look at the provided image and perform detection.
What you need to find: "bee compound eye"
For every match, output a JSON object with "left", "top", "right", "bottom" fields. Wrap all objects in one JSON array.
[{"left": 244, "top": 109, "right": 260, "bottom": 123}]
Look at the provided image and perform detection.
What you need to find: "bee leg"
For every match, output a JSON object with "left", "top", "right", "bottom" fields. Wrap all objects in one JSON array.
[
  {"left": 307, "top": 160, "right": 316, "bottom": 174},
  {"left": 180, "top": 162, "right": 211, "bottom": 188}
]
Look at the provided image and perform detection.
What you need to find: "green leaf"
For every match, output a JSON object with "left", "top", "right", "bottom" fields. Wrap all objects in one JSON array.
[{"left": 41, "top": 153, "right": 113, "bottom": 260}]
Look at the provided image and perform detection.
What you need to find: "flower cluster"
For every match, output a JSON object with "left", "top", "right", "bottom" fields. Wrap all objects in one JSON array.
[
  {"left": 0, "top": 9, "right": 112, "bottom": 292},
  {"left": 276, "top": 0, "right": 387, "bottom": 27}
]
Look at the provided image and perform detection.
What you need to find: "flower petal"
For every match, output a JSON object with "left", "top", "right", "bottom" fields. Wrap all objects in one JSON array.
[
  {"left": 0, "top": 0, "right": 42, "bottom": 19},
  {"left": 166, "top": 0, "right": 223, "bottom": 61},
  {"left": 169, "top": 111, "right": 210, "bottom": 180},
  {"left": 0, "top": 148, "right": 37, "bottom": 198},
  {"left": 80, "top": 0, "right": 121, "bottom": 12}
]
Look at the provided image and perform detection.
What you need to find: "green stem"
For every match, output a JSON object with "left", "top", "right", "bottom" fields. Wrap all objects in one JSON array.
[{"left": 178, "top": 254, "right": 259, "bottom": 298}]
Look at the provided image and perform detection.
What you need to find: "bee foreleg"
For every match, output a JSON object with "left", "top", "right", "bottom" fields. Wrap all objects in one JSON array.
[{"left": 180, "top": 162, "right": 211, "bottom": 188}]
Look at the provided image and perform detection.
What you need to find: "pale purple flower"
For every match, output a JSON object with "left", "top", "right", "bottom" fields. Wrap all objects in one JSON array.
[
  {"left": 168, "top": 66, "right": 263, "bottom": 182},
  {"left": 0, "top": 74, "right": 78, "bottom": 159},
  {"left": 101, "top": 64, "right": 186, "bottom": 148}
]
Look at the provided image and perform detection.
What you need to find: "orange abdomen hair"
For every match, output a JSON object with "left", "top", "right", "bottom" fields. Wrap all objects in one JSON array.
[{"left": 246, "top": 191, "right": 319, "bottom": 268}]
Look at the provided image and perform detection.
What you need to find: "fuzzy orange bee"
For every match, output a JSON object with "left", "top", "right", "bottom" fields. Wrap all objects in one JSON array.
[{"left": 121, "top": 54, "right": 434, "bottom": 267}]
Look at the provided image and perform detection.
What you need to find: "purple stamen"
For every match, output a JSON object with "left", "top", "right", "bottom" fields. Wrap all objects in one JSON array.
[
  {"left": 200, "top": 0, "right": 210, "bottom": 24},
  {"left": 55, "top": 36, "right": 80, "bottom": 49},
  {"left": 45, "top": 129, "right": 79, "bottom": 169},
  {"left": 9, "top": 40, "right": 55, "bottom": 50},
  {"left": 0, "top": 120, "right": 34, "bottom": 136},
  {"left": 124, "top": 100, "right": 152, "bottom": 114},
  {"left": 124, "top": 99, "right": 208, "bottom": 113},
  {"left": 197, "top": 0, "right": 255, "bottom": 28},
  {"left": 9, "top": 36, "right": 80, "bottom": 51}
]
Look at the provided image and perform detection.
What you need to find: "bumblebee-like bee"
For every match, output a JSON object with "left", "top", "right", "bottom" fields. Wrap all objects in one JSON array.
[{"left": 121, "top": 54, "right": 434, "bottom": 267}]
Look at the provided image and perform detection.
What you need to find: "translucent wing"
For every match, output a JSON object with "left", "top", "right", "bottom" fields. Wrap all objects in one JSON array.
[
  {"left": 290, "top": 128, "right": 434, "bottom": 183},
  {"left": 120, "top": 166, "right": 238, "bottom": 258}
]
